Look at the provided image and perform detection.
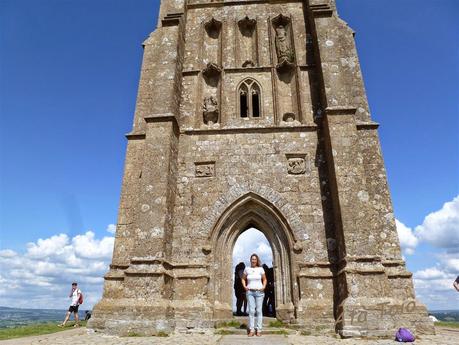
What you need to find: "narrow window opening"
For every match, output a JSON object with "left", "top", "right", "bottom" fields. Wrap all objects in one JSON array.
[
  {"left": 252, "top": 92, "right": 260, "bottom": 117},
  {"left": 240, "top": 92, "right": 248, "bottom": 118},
  {"left": 238, "top": 79, "right": 261, "bottom": 118}
]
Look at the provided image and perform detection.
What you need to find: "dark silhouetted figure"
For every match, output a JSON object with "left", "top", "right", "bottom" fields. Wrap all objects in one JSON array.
[
  {"left": 234, "top": 262, "right": 247, "bottom": 315},
  {"left": 262, "top": 264, "right": 275, "bottom": 317}
]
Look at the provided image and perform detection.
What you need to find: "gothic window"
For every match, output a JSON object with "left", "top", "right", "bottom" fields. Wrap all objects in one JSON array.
[{"left": 238, "top": 78, "right": 262, "bottom": 118}]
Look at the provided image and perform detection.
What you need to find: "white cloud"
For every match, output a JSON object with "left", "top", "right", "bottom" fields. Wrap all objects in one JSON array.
[
  {"left": 256, "top": 242, "right": 272, "bottom": 257},
  {"left": 72, "top": 231, "right": 114, "bottom": 259},
  {"left": 106, "top": 224, "right": 116, "bottom": 234},
  {"left": 0, "top": 249, "right": 17, "bottom": 258},
  {"left": 414, "top": 267, "right": 448, "bottom": 280},
  {"left": 415, "top": 196, "right": 459, "bottom": 251},
  {"left": 26, "top": 234, "right": 70, "bottom": 258},
  {"left": 395, "top": 219, "right": 418, "bottom": 255},
  {"left": 412, "top": 250, "right": 459, "bottom": 309},
  {"left": 395, "top": 195, "right": 459, "bottom": 258},
  {"left": 0, "top": 226, "right": 114, "bottom": 309},
  {"left": 232, "top": 228, "right": 273, "bottom": 268},
  {"left": 395, "top": 196, "right": 459, "bottom": 309}
]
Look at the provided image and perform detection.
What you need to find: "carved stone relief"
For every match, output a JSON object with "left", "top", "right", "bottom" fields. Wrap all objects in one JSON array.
[
  {"left": 195, "top": 162, "right": 215, "bottom": 178},
  {"left": 286, "top": 154, "right": 307, "bottom": 175},
  {"left": 242, "top": 60, "right": 255, "bottom": 68},
  {"left": 275, "top": 25, "right": 292, "bottom": 63},
  {"left": 203, "top": 96, "right": 219, "bottom": 125},
  {"left": 272, "top": 14, "right": 295, "bottom": 72},
  {"left": 282, "top": 112, "right": 300, "bottom": 125}
]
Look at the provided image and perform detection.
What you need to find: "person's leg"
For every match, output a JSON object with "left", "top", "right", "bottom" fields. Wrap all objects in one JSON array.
[
  {"left": 59, "top": 311, "right": 71, "bottom": 326},
  {"left": 74, "top": 311, "right": 79, "bottom": 327},
  {"left": 255, "top": 292, "right": 264, "bottom": 334},
  {"left": 247, "top": 291, "right": 255, "bottom": 335},
  {"left": 236, "top": 295, "right": 242, "bottom": 315},
  {"left": 262, "top": 293, "right": 268, "bottom": 315},
  {"left": 243, "top": 294, "right": 247, "bottom": 314}
]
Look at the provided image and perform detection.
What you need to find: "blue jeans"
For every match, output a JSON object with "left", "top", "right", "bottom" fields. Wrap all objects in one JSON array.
[{"left": 247, "top": 290, "right": 264, "bottom": 331}]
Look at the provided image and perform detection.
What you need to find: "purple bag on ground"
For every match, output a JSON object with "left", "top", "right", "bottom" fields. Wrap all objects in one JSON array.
[{"left": 395, "top": 328, "right": 415, "bottom": 342}]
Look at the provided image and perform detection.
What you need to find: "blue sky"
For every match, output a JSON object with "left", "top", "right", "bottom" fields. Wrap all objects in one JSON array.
[{"left": 0, "top": 0, "right": 458, "bottom": 311}]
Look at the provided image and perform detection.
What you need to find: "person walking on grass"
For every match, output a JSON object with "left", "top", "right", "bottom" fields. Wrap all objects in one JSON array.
[
  {"left": 58, "top": 282, "right": 82, "bottom": 327},
  {"left": 242, "top": 253, "right": 267, "bottom": 337}
]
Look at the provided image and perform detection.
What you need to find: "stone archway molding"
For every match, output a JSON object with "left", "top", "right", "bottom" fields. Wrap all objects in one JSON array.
[
  {"left": 201, "top": 181, "right": 306, "bottom": 245},
  {"left": 205, "top": 184, "right": 304, "bottom": 322}
]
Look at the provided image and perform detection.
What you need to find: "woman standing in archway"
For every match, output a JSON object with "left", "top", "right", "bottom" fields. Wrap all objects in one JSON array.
[{"left": 242, "top": 253, "right": 267, "bottom": 337}]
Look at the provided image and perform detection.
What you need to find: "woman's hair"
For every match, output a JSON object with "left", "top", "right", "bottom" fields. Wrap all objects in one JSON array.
[{"left": 250, "top": 253, "right": 261, "bottom": 267}]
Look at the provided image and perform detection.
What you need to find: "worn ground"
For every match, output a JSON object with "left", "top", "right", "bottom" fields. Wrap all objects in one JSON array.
[{"left": 0, "top": 327, "right": 456, "bottom": 345}]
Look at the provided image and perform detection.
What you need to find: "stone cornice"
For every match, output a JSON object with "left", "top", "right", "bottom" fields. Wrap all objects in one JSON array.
[
  {"left": 325, "top": 106, "right": 357, "bottom": 116},
  {"left": 144, "top": 113, "right": 178, "bottom": 124},
  {"left": 182, "top": 64, "right": 315, "bottom": 76},
  {"left": 183, "top": 124, "right": 317, "bottom": 135},
  {"left": 130, "top": 257, "right": 209, "bottom": 269},
  {"left": 356, "top": 121, "right": 379, "bottom": 130},
  {"left": 125, "top": 132, "right": 146, "bottom": 140},
  {"left": 187, "top": 0, "right": 303, "bottom": 10},
  {"left": 309, "top": 3, "right": 333, "bottom": 17}
]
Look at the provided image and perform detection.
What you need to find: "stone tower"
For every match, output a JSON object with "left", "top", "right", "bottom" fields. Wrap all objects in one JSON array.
[{"left": 90, "top": 0, "right": 434, "bottom": 337}]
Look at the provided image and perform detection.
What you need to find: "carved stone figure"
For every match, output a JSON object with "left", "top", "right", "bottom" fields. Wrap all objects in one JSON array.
[
  {"left": 195, "top": 163, "right": 215, "bottom": 177},
  {"left": 288, "top": 157, "right": 306, "bottom": 175},
  {"left": 242, "top": 60, "right": 254, "bottom": 68},
  {"left": 203, "top": 96, "right": 219, "bottom": 125},
  {"left": 283, "top": 112, "right": 296, "bottom": 122},
  {"left": 275, "top": 25, "right": 293, "bottom": 64}
]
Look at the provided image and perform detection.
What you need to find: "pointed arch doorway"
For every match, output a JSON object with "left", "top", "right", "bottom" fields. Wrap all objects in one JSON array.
[{"left": 208, "top": 193, "right": 297, "bottom": 322}]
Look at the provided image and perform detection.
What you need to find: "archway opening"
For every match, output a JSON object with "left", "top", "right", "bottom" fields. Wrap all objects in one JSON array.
[
  {"left": 232, "top": 226, "right": 276, "bottom": 317},
  {"left": 210, "top": 193, "right": 297, "bottom": 322}
]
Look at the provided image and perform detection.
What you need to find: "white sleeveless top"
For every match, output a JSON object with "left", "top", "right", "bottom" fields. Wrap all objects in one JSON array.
[{"left": 244, "top": 266, "right": 265, "bottom": 290}]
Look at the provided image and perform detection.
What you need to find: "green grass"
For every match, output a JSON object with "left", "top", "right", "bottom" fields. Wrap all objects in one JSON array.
[
  {"left": 435, "top": 321, "right": 459, "bottom": 328},
  {"left": 0, "top": 321, "right": 86, "bottom": 340},
  {"left": 215, "top": 320, "right": 241, "bottom": 328},
  {"left": 126, "top": 331, "right": 142, "bottom": 337},
  {"left": 269, "top": 329, "right": 289, "bottom": 335},
  {"left": 124, "top": 330, "right": 169, "bottom": 337},
  {"left": 268, "top": 319, "right": 286, "bottom": 328}
]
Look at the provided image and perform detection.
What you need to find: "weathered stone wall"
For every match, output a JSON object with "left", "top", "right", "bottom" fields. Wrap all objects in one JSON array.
[
  {"left": 89, "top": 0, "right": 434, "bottom": 338},
  {"left": 172, "top": 130, "right": 326, "bottom": 260}
]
